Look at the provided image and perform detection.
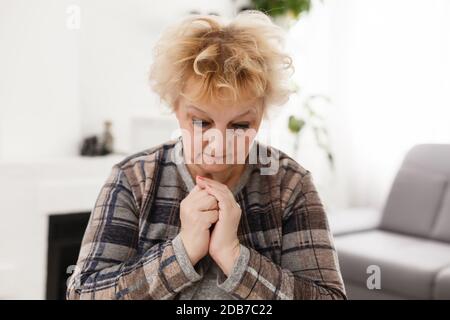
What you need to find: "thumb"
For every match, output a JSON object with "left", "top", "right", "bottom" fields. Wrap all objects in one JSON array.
[{"left": 195, "top": 175, "right": 208, "bottom": 189}]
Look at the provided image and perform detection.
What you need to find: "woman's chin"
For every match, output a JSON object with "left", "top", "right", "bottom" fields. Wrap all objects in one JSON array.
[{"left": 198, "top": 162, "right": 233, "bottom": 173}]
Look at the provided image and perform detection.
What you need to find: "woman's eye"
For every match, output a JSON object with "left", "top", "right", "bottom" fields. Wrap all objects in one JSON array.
[
  {"left": 231, "top": 122, "right": 250, "bottom": 130},
  {"left": 192, "top": 119, "right": 211, "bottom": 128}
]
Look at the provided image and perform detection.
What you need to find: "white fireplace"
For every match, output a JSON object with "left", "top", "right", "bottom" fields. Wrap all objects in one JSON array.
[{"left": 0, "top": 155, "right": 123, "bottom": 299}]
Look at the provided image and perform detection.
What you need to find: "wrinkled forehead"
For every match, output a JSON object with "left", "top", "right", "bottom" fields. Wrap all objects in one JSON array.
[{"left": 180, "top": 77, "right": 264, "bottom": 118}]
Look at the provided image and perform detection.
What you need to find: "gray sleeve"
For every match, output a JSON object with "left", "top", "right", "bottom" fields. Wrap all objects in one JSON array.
[
  {"left": 172, "top": 233, "right": 204, "bottom": 282},
  {"left": 216, "top": 244, "right": 250, "bottom": 292}
]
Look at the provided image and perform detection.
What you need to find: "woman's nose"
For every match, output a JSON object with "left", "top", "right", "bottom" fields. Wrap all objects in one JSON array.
[{"left": 203, "top": 127, "right": 232, "bottom": 156}]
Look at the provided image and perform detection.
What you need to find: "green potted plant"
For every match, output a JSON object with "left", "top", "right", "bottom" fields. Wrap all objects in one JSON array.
[
  {"left": 249, "top": 0, "right": 313, "bottom": 28},
  {"left": 288, "top": 93, "right": 334, "bottom": 170},
  {"left": 248, "top": 1, "right": 334, "bottom": 169},
  {"left": 251, "top": 0, "right": 312, "bottom": 18}
]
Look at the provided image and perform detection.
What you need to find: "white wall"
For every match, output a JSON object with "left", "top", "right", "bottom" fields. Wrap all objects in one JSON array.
[
  {"left": 0, "top": 0, "right": 81, "bottom": 160},
  {"left": 78, "top": 0, "right": 237, "bottom": 154},
  {"left": 268, "top": 0, "right": 450, "bottom": 210},
  {"left": 0, "top": 0, "right": 238, "bottom": 160},
  {"left": 329, "top": 0, "right": 450, "bottom": 208}
]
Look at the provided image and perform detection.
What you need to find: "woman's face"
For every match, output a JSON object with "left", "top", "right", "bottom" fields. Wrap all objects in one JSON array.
[{"left": 174, "top": 78, "right": 264, "bottom": 174}]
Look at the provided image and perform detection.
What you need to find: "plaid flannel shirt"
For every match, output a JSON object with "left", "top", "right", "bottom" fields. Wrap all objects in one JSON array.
[{"left": 66, "top": 136, "right": 346, "bottom": 300}]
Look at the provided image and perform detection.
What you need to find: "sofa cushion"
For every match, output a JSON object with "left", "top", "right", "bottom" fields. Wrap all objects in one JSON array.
[
  {"left": 328, "top": 207, "right": 381, "bottom": 236},
  {"left": 379, "top": 167, "right": 447, "bottom": 238},
  {"left": 402, "top": 144, "right": 450, "bottom": 176},
  {"left": 434, "top": 267, "right": 450, "bottom": 299},
  {"left": 334, "top": 230, "right": 450, "bottom": 299},
  {"left": 431, "top": 187, "right": 450, "bottom": 242}
]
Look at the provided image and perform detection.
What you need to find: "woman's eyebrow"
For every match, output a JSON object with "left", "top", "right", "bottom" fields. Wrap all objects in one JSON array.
[
  {"left": 186, "top": 105, "right": 208, "bottom": 114},
  {"left": 232, "top": 108, "right": 256, "bottom": 120},
  {"left": 187, "top": 104, "right": 256, "bottom": 120}
]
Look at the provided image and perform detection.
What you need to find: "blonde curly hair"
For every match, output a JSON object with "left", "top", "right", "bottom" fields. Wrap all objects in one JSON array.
[{"left": 149, "top": 10, "right": 294, "bottom": 112}]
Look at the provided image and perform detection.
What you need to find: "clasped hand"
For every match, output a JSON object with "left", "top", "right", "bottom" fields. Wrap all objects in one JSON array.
[{"left": 179, "top": 175, "right": 241, "bottom": 276}]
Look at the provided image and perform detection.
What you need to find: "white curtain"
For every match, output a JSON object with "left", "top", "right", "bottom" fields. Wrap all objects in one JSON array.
[{"left": 266, "top": 0, "right": 450, "bottom": 211}]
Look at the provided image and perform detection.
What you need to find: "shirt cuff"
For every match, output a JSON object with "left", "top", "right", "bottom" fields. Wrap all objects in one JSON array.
[
  {"left": 216, "top": 244, "right": 250, "bottom": 292},
  {"left": 172, "top": 233, "right": 203, "bottom": 282}
]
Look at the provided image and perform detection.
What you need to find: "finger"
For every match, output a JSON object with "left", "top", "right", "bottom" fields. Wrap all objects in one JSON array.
[
  {"left": 203, "top": 209, "right": 219, "bottom": 225},
  {"left": 189, "top": 184, "right": 203, "bottom": 195},
  {"left": 190, "top": 185, "right": 218, "bottom": 209},
  {"left": 204, "top": 184, "right": 228, "bottom": 205},
  {"left": 191, "top": 187, "right": 209, "bottom": 199},
  {"left": 201, "top": 194, "right": 219, "bottom": 211},
  {"left": 195, "top": 175, "right": 209, "bottom": 189},
  {"left": 197, "top": 176, "right": 228, "bottom": 191}
]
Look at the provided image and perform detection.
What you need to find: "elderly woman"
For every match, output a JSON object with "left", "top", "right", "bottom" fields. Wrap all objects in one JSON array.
[{"left": 67, "top": 11, "right": 346, "bottom": 300}]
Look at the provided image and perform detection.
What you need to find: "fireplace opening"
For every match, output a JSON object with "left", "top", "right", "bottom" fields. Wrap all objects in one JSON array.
[{"left": 46, "top": 212, "right": 90, "bottom": 300}]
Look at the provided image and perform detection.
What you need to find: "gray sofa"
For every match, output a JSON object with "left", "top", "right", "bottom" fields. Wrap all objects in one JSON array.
[{"left": 332, "top": 144, "right": 450, "bottom": 299}]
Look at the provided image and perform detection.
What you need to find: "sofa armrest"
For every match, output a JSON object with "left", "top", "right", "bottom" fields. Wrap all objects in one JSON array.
[{"left": 328, "top": 207, "right": 382, "bottom": 236}]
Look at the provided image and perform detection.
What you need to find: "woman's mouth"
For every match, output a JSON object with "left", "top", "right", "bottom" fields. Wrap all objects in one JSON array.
[{"left": 201, "top": 153, "right": 233, "bottom": 161}]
